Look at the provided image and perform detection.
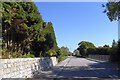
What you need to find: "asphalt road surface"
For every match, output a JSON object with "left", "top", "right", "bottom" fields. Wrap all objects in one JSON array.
[{"left": 35, "top": 56, "right": 120, "bottom": 79}]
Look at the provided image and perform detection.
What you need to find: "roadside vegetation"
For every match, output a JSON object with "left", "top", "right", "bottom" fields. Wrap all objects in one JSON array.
[
  {"left": 1, "top": 2, "right": 70, "bottom": 60},
  {"left": 103, "top": 2, "right": 120, "bottom": 63},
  {"left": 73, "top": 40, "right": 118, "bottom": 62},
  {"left": 57, "top": 46, "right": 71, "bottom": 62},
  {"left": 1, "top": 1, "right": 119, "bottom": 63}
]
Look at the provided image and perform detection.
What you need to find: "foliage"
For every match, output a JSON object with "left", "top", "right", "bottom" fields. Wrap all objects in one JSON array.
[
  {"left": 56, "top": 47, "right": 71, "bottom": 62},
  {"left": 57, "top": 55, "right": 67, "bottom": 62},
  {"left": 103, "top": 2, "right": 120, "bottom": 21},
  {"left": 117, "top": 40, "right": 120, "bottom": 62},
  {"left": 77, "top": 41, "right": 96, "bottom": 57},
  {"left": 75, "top": 52, "right": 81, "bottom": 57},
  {"left": 2, "top": 2, "right": 58, "bottom": 58},
  {"left": 73, "top": 49, "right": 80, "bottom": 56},
  {"left": 2, "top": 2, "right": 41, "bottom": 57},
  {"left": 60, "top": 46, "right": 70, "bottom": 56},
  {"left": 1, "top": 48, "right": 9, "bottom": 59},
  {"left": 76, "top": 40, "right": 117, "bottom": 58},
  {"left": 1, "top": 48, "right": 22, "bottom": 58},
  {"left": 103, "top": 2, "right": 120, "bottom": 62},
  {"left": 110, "top": 40, "right": 118, "bottom": 62},
  {"left": 87, "top": 48, "right": 96, "bottom": 55},
  {"left": 23, "top": 53, "right": 35, "bottom": 58}
]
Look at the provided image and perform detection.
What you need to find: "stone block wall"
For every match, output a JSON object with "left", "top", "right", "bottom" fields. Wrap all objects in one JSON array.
[
  {"left": 0, "top": 57, "right": 57, "bottom": 79},
  {"left": 88, "top": 55, "right": 110, "bottom": 61}
]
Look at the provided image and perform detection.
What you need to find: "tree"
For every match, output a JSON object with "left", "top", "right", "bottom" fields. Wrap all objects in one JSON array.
[
  {"left": 103, "top": 2, "right": 120, "bottom": 62},
  {"left": 87, "top": 48, "right": 96, "bottom": 55},
  {"left": 2, "top": 2, "right": 58, "bottom": 58},
  {"left": 95, "top": 45, "right": 111, "bottom": 55},
  {"left": 110, "top": 40, "right": 118, "bottom": 61},
  {"left": 73, "top": 49, "right": 80, "bottom": 56},
  {"left": 103, "top": 2, "right": 120, "bottom": 21},
  {"left": 29, "top": 21, "right": 57, "bottom": 57},
  {"left": 60, "top": 46, "right": 70, "bottom": 56},
  {"left": 112, "top": 39, "right": 117, "bottom": 47},
  {"left": 103, "top": 44, "right": 109, "bottom": 47},
  {"left": 2, "top": 2, "right": 41, "bottom": 57},
  {"left": 77, "top": 41, "right": 96, "bottom": 57},
  {"left": 45, "top": 22, "right": 58, "bottom": 56}
]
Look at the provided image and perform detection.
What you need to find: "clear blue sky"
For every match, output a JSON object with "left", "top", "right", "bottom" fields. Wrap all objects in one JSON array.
[{"left": 34, "top": 2, "right": 118, "bottom": 52}]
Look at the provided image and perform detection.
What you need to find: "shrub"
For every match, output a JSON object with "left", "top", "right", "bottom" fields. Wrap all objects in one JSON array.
[
  {"left": 23, "top": 53, "right": 35, "bottom": 58},
  {"left": 1, "top": 49, "right": 9, "bottom": 59}
]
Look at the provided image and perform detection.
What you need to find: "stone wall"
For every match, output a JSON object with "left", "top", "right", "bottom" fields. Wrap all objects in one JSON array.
[
  {"left": 88, "top": 55, "right": 110, "bottom": 61},
  {"left": 0, "top": 57, "right": 58, "bottom": 79}
]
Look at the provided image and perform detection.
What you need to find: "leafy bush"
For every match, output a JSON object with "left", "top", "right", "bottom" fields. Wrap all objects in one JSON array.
[
  {"left": 11, "top": 51, "right": 22, "bottom": 58},
  {"left": 57, "top": 55, "right": 66, "bottom": 62},
  {"left": 75, "top": 53, "right": 81, "bottom": 57},
  {"left": 1, "top": 48, "right": 9, "bottom": 59},
  {"left": 23, "top": 53, "right": 35, "bottom": 58}
]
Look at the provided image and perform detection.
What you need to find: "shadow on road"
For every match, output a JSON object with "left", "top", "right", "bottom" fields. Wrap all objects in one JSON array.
[
  {"left": 56, "top": 63, "right": 118, "bottom": 77},
  {"left": 33, "top": 61, "right": 120, "bottom": 80}
]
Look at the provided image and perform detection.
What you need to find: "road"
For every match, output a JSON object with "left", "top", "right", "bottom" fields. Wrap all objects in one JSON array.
[{"left": 35, "top": 56, "right": 120, "bottom": 79}]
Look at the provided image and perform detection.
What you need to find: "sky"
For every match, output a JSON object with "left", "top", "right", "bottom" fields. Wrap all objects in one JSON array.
[{"left": 34, "top": 2, "right": 118, "bottom": 52}]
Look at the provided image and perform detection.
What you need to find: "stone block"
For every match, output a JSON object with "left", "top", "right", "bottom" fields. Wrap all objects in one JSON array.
[
  {"left": 0, "top": 75, "right": 2, "bottom": 80},
  {"left": 10, "top": 67, "right": 14, "bottom": 72},
  {"left": 6, "top": 73, "right": 11, "bottom": 78},
  {"left": 3, "top": 68, "right": 7, "bottom": 75},
  {"left": 10, "top": 72, "right": 14, "bottom": 77},
  {"left": 3, "top": 64, "right": 7, "bottom": 68},
  {"left": 16, "top": 67, "right": 19, "bottom": 71},
  {"left": 0, "top": 69, "right": 3, "bottom": 76},
  {"left": 19, "top": 66, "right": 23, "bottom": 70},
  {"left": 6, "top": 68, "right": 10, "bottom": 74},
  {"left": 2, "top": 74, "right": 6, "bottom": 78},
  {"left": 7, "top": 64, "right": 11, "bottom": 68},
  {"left": 3, "top": 59, "right": 7, "bottom": 64},
  {"left": 10, "top": 67, "right": 13, "bottom": 73},
  {"left": 7, "top": 59, "right": 11, "bottom": 64}
]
